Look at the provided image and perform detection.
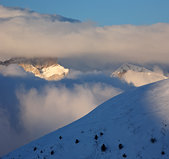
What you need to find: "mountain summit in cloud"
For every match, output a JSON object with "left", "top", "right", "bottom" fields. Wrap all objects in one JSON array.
[
  {"left": 112, "top": 63, "right": 168, "bottom": 87},
  {"left": 0, "top": 57, "right": 69, "bottom": 80},
  {"left": 3, "top": 79, "right": 169, "bottom": 159}
]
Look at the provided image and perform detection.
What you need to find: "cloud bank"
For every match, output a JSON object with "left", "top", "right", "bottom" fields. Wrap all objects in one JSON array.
[
  {"left": 0, "top": 81, "right": 121, "bottom": 156},
  {"left": 0, "top": 5, "right": 169, "bottom": 64},
  {"left": 17, "top": 83, "right": 121, "bottom": 136},
  {"left": 0, "top": 108, "right": 28, "bottom": 156}
]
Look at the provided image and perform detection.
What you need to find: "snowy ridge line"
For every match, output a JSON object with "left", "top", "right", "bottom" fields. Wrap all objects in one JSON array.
[{"left": 3, "top": 79, "right": 169, "bottom": 159}]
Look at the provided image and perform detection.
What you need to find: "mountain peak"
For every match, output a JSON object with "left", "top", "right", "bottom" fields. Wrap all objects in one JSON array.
[
  {"left": 112, "top": 63, "right": 168, "bottom": 87},
  {"left": 112, "top": 63, "right": 150, "bottom": 77},
  {"left": 0, "top": 57, "right": 69, "bottom": 80}
]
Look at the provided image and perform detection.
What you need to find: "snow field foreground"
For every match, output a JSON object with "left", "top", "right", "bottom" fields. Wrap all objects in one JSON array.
[{"left": 3, "top": 79, "right": 169, "bottom": 159}]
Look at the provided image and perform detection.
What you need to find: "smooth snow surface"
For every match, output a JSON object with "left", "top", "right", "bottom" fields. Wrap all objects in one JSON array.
[
  {"left": 3, "top": 79, "right": 169, "bottom": 159},
  {"left": 19, "top": 64, "right": 69, "bottom": 81},
  {"left": 42, "top": 64, "right": 69, "bottom": 78}
]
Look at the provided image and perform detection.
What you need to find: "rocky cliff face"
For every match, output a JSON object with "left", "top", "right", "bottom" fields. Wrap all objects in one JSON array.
[{"left": 0, "top": 57, "right": 69, "bottom": 80}]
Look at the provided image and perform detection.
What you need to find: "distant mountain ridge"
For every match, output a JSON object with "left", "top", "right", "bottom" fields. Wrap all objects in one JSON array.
[
  {"left": 41, "top": 14, "right": 80, "bottom": 23},
  {"left": 112, "top": 63, "right": 168, "bottom": 86},
  {"left": 0, "top": 57, "right": 69, "bottom": 81},
  {"left": 1, "top": 57, "right": 58, "bottom": 68},
  {"left": 112, "top": 63, "right": 151, "bottom": 77},
  {"left": 0, "top": 5, "right": 80, "bottom": 23}
]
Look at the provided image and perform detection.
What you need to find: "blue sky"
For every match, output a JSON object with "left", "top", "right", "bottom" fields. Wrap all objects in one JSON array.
[{"left": 0, "top": 0, "right": 169, "bottom": 26}]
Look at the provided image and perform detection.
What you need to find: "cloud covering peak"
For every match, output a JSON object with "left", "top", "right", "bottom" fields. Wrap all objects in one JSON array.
[{"left": 0, "top": 5, "right": 169, "bottom": 64}]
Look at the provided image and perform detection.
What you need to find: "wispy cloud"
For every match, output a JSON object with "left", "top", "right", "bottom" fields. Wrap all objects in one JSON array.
[
  {"left": 0, "top": 80, "right": 121, "bottom": 156},
  {"left": 66, "top": 69, "right": 102, "bottom": 79},
  {"left": 0, "top": 5, "right": 169, "bottom": 65},
  {"left": 0, "top": 108, "right": 28, "bottom": 156},
  {"left": 0, "top": 64, "right": 27, "bottom": 77},
  {"left": 16, "top": 83, "right": 121, "bottom": 136}
]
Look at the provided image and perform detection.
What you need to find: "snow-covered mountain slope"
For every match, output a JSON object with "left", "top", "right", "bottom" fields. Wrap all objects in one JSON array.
[
  {"left": 19, "top": 63, "right": 69, "bottom": 81},
  {"left": 3, "top": 79, "right": 169, "bottom": 159},
  {"left": 0, "top": 58, "right": 69, "bottom": 80},
  {"left": 112, "top": 63, "right": 168, "bottom": 87}
]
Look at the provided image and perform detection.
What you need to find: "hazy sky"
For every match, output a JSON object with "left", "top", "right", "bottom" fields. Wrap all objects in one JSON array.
[{"left": 0, "top": 0, "right": 169, "bottom": 26}]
